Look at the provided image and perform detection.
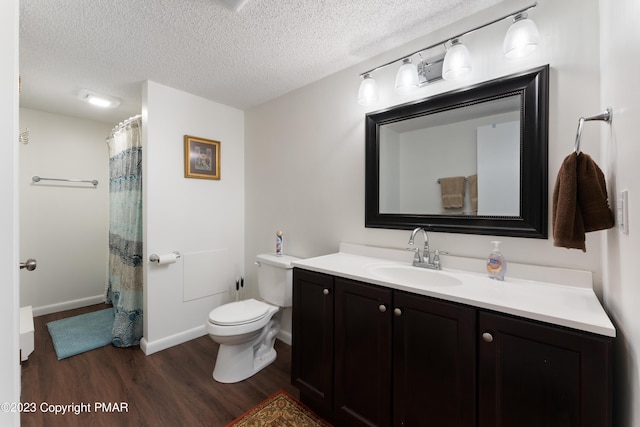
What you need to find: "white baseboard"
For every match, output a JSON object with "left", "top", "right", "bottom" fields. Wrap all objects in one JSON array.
[
  {"left": 141, "top": 325, "right": 291, "bottom": 356},
  {"left": 141, "top": 325, "right": 207, "bottom": 356},
  {"left": 32, "top": 294, "right": 106, "bottom": 317},
  {"left": 277, "top": 330, "right": 291, "bottom": 346}
]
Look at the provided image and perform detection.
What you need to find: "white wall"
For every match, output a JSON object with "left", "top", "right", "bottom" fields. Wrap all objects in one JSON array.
[
  {"left": 600, "top": 0, "right": 640, "bottom": 425},
  {"left": 245, "top": 0, "right": 604, "bottom": 339},
  {"left": 142, "top": 81, "right": 245, "bottom": 354},
  {"left": 19, "top": 109, "right": 111, "bottom": 315},
  {"left": 0, "top": 0, "right": 20, "bottom": 424}
]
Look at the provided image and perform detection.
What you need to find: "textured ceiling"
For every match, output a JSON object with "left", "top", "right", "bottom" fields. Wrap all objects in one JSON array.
[{"left": 19, "top": 0, "right": 504, "bottom": 125}]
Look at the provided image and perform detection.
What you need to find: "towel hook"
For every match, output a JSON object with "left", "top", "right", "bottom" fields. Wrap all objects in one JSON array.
[{"left": 574, "top": 107, "right": 612, "bottom": 154}]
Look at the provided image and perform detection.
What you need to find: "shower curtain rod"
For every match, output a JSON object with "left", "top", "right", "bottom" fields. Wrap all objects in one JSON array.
[{"left": 109, "top": 114, "right": 141, "bottom": 139}]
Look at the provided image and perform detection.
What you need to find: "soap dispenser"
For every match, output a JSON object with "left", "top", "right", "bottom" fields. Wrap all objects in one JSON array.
[{"left": 487, "top": 241, "right": 506, "bottom": 281}]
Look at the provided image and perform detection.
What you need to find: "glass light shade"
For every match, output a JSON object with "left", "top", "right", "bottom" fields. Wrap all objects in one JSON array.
[
  {"left": 357, "top": 74, "right": 379, "bottom": 106},
  {"left": 394, "top": 58, "right": 419, "bottom": 93},
  {"left": 442, "top": 39, "right": 472, "bottom": 81},
  {"left": 503, "top": 13, "right": 540, "bottom": 59}
]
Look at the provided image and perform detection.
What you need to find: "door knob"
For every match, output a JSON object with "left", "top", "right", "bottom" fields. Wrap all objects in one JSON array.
[{"left": 20, "top": 258, "right": 37, "bottom": 271}]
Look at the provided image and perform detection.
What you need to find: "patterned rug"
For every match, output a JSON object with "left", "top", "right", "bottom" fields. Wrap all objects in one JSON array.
[{"left": 226, "top": 390, "right": 332, "bottom": 427}]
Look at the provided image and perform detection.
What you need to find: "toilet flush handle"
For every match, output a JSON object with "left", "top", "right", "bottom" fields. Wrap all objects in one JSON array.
[{"left": 255, "top": 261, "right": 261, "bottom": 267}]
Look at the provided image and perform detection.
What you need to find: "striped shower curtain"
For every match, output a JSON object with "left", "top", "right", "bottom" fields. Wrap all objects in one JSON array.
[{"left": 105, "top": 116, "right": 143, "bottom": 347}]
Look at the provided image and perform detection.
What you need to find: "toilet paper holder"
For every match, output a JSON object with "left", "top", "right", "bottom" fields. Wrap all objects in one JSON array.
[{"left": 149, "top": 251, "right": 182, "bottom": 263}]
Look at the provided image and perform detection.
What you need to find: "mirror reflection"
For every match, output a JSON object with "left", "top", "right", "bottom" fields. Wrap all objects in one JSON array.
[{"left": 379, "top": 95, "right": 521, "bottom": 216}]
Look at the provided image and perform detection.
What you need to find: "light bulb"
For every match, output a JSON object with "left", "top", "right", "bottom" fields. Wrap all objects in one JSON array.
[
  {"left": 442, "top": 39, "right": 472, "bottom": 81},
  {"left": 357, "top": 74, "right": 379, "bottom": 106},
  {"left": 395, "top": 58, "right": 419, "bottom": 94},
  {"left": 503, "top": 12, "right": 540, "bottom": 59}
]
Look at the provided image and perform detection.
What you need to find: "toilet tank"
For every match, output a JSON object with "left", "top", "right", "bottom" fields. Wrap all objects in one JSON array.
[{"left": 256, "top": 253, "right": 301, "bottom": 307}]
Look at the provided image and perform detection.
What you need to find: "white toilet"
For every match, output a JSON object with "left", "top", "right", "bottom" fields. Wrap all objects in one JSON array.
[{"left": 206, "top": 253, "right": 300, "bottom": 383}]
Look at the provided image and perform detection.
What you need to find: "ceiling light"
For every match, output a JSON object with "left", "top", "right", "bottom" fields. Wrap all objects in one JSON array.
[
  {"left": 358, "top": 74, "right": 379, "bottom": 106},
  {"left": 503, "top": 12, "right": 540, "bottom": 59},
  {"left": 78, "top": 89, "right": 121, "bottom": 108},
  {"left": 395, "top": 58, "right": 419, "bottom": 94},
  {"left": 442, "top": 39, "right": 472, "bottom": 81}
]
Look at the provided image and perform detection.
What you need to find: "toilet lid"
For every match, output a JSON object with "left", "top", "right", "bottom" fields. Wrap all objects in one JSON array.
[{"left": 208, "top": 299, "right": 271, "bottom": 326}]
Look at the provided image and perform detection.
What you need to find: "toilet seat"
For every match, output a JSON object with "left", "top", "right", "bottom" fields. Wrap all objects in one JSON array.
[{"left": 209, "top": 299, "right": 270, "bottom": 326}]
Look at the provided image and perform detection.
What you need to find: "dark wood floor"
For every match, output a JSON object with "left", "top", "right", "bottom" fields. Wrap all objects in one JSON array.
[{"left": 21, "top": 304, "right": 299, "bottom": 427}]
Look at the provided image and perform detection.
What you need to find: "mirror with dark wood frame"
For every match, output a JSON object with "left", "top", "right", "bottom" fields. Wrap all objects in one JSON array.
[{"left": 365, "top": 65, "right": 549, "bottom": 238}]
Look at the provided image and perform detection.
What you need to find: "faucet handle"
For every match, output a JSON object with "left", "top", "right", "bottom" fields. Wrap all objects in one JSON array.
[
  {"left": 433, "top": 250, "right": 448, "bottom": 259},
  {"left": 406, "top": 247, "right": 422, "bottom": 264},
  {"left": 433, "top": 250, "right": 448, "bottom": 268}
]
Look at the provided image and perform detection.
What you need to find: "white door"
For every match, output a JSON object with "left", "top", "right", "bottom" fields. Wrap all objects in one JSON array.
[{"left": 1, "top": 1, "right": 22, "bottom": 425}]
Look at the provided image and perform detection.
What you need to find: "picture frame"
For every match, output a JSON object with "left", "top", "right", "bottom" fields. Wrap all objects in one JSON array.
[{"left": 184, "top": 135, "right": 220, "bottom": 180}]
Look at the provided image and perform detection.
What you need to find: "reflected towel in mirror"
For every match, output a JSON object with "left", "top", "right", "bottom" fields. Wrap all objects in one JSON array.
[{"left": 439, "top": 176, "right": 466, "bottom": 209}]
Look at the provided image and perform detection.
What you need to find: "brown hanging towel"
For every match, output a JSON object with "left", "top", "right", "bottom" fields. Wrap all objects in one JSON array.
[{"left": 552, "top": 152, "right": 614, "bottom": 251}]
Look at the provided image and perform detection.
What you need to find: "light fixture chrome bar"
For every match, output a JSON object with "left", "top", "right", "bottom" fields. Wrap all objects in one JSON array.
[
  {"left": 32, "top": 176, "right": 99, "bottom": 186},
  {"left": 359, "top": 2, "right": 537, "bottom": 78}
]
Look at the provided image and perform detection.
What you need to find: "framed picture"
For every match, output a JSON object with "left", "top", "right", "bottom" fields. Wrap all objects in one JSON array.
[{"left": 184, "top": 135, "right": 220, "bottom": 180}]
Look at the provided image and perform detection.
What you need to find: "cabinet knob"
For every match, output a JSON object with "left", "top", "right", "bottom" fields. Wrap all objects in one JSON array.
[
  {"left": 482, "top": 332, "right": 494, "bottom": 343},
  {"left": 323, "top": 288, "right": 330, "bottom": 296},
  {"left": 394, "top": 308, "right": 402, "bottom": 317},
  {"left": 379, "top": 304, "right": 387, "bottom": 313}
]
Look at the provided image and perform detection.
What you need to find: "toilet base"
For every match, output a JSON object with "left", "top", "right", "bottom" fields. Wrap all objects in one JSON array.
[{"left": 211, "top": 319, "right": 280, "bottom": 383}]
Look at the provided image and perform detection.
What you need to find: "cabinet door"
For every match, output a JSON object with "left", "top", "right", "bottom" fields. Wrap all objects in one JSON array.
[
  {"left": 478, "top": 311, "right": 612, "bottom": 427},
  {"left": 291, "top": 269, "right": 334, "bottom": 419},
  {"left": 334, "top": 278, "right": 392, "bottom": 427},
  {"left": 393, "top": 291, "right": 476, "bottom": 427}
]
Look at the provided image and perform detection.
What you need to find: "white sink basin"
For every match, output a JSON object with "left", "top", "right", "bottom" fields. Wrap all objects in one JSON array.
[{"left": 367, "top": 264, "right": 463, "bottom": 287}]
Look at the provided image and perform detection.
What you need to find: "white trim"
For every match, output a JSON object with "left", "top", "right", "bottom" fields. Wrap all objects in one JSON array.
[
  {"left": 277, "top": 330, "right": 291, "bottom": 346},
  {"left": 141, "top": 325, "right": 207, "bottom": 355},
  {"left": 32, "top": 294, "right": 106, "bottom": 317}
]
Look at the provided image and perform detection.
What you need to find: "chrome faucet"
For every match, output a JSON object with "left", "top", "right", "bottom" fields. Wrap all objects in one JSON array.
[
  {"left": 408, "top": 227, "right": 430, "bottom": 264},
  {"left": 408, "top": 227, "right": 445, "bottom": 270}
]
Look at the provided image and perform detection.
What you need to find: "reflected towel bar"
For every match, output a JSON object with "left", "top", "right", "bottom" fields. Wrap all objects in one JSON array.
[
  {"left": 574, "top": 108, "right": 612, "bottom": 154},
  {"left": 32, "top": 176, "right": 98, "bottom": 186},
  {"left": 437, "top": 177, "right": 468, "bottom": 184}
]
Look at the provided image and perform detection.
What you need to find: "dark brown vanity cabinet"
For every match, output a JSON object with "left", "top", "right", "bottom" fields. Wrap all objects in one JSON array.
[
  {"left": 293, "top": 268, "right": 477, "bottom": 426},
  {"left": 478, "top": 311, "right": 612, "bottom": 427},
  {"left": 291, "top": 269, "right": 334, "bottom": 420},
  {"left": 392, "top": 291, "right": 476, "bottom": 426},
  {"left": 292, "top": 268, "right": 612, "bottom": 427}
]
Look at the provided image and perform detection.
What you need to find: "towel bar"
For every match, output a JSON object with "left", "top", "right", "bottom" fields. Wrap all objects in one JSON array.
[
  {"left": 574, "top": 108, "right": 612, "bottom": 154},
  {"left": 437, "top": 177, "right": 468, "bottom": 184},
  {"left": 32, "top": 176, "right": 98, "bottom": 186}
]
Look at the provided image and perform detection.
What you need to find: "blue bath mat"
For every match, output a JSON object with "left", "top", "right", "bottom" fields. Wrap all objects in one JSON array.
[{"left": 47, "top": 308, "right": 114, "bottom": 360}]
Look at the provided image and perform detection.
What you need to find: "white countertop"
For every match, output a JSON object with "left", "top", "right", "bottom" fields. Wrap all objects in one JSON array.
[{"left": 291, "top": 244, "right": 616, "bottom": 337}]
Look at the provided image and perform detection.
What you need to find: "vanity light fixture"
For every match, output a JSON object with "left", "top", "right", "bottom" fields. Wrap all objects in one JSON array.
[
  {"left": 394, "top": 58, "right": 420, "bottom": 94},
  {"left": 357, "top": 2, "right": 539, "bottom": 104},
  {"left": 503, "top": 12, "right": 540, "bottom": 59},
  {"left": 442, "top": 38, "right": 472, "bottom": 81},
  {"left": 357, "top": 73, "right": 379, "bottom": 106},
  {"left": 78, "top": 89, "right": 121, "bottom": 108}
]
